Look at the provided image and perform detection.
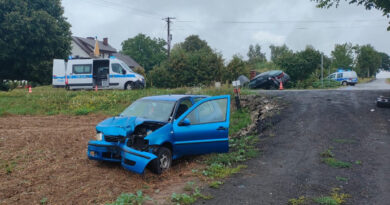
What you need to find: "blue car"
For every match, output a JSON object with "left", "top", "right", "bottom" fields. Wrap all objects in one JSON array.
[{"left": 87, "top": 95, "right": 230, "bottom": 174}]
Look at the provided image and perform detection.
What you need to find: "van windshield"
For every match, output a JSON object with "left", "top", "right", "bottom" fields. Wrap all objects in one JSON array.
[
  {"left": 120, "top": 62, "right": 134, "bottom": 73},
  {"left": 120, "top": 100, "right": 176, "bottom": 122}
]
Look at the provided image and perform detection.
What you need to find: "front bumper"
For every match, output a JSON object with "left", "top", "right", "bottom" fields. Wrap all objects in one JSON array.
[{"left": 87, "top": 140, "right": 157, "bottom": 174}]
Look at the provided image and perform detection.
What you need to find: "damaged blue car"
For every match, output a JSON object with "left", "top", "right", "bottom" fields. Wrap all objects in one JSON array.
[{"left": 87, "top": 95, "right": 230, "bottom": 174}]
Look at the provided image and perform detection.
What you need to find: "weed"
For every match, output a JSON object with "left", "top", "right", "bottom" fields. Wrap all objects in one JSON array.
[
  {"left": 107, "top": 190, "right": 151, "bottom": 205},
  {"left": 1, "top": 160, "right": 17, "bottom": 174},
  {"left": 288, "top": 196, "right": 306, "bottom": 205},
  {"left": 209, "top": 181, "right": 223, "bottom": 189},
  {"left": 322, "top": 158, "right": 351, "bottom": 168},
  {"left": 336, "top": 176, "right": 348, "bottom": 182},
  {"left": 171, "top": 188, "right": 212, "bottom": 205},
  {"left": 40, "top": 197, "right": 48, "bottom": 205},
  {"left": 355, "top": 160, "right": 362, "bottom": 165},
  {"left": 320, "top": 149, "right": 335, "bottom": 158},
  {"left": 314, "top": 188, "right": 350, "bottom": 205},
  {"left": 229, "top": 109, "right": 251, "bottom": 135},
  {"left": 202, "top": 163, "right": 247, "bottom": 179},
  {"left": 184, "top": 181, "right": 195, "bottom": 192}
]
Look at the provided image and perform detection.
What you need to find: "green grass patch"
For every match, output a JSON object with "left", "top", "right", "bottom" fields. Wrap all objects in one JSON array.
[
  {"left": 0, "top": 160, "right": 17, "bottom": 174},
  {"left": 107, "top": 190, "right": 151, "bottom": 205},
  {"left": 359, "top": 77, "right": 374, "bottom": 84},
  {"left": 387, "top": 78, "right": 390, "bottom": 84},
  {"left": 336, "top": 176, "right": 348, "bottom": 182},
  {"left": 288, "top": 196, "right": 306, "bottom": 205},
  {"left": 171, "top": 188, "right": 212, "bottom": 205},
  {"left": 313, "top": 188, "right": 350, "bottom": 205},
  {"left": 0, "top": 86, "right": 248, "bottom": 116},
  {"left": 209, "top": 181, "right": 223, "bottom": 189},
  {"left": 229, "top": 108, "right": 251, "bottom": 135},
  {"left": 322, "top": 158, "right": 351, "bottom": 168}
]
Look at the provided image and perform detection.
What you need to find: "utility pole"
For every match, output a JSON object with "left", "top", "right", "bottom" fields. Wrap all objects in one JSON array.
[
  {"left": 163, "top": 17, "right": 175, "bottom": 58},
  {"left": 321, "top": 54, "right": 324, "bottom": 88}
]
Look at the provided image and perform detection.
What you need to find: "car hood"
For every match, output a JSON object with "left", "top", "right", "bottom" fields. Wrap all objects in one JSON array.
[{"left": 96, "top": 116, "right": 159, "bottom": 137}]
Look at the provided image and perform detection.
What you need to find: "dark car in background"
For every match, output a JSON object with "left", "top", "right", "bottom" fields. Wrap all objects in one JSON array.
[{"left": 248, "top": 70, "right": 290, "bottom": 89}]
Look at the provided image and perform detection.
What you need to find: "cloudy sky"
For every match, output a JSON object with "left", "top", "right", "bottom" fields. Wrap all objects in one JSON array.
[{"left": 62, "top": 0, "right": 390, "bottom": 60}]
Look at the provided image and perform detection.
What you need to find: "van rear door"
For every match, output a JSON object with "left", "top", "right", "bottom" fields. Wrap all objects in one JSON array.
[{"left": 52, "top": 59, "right": 66, "bottom": 88}]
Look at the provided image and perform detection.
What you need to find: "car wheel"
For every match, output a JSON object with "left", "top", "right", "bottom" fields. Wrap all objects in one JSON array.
[
  {"left": 124, "top": 82, "right": 133, "bottom": 90},
  {"left": 150, "top": 147, "right": 172, "bottom": 174},
  {"left": 342, "top": 81, "right": 348, "bottom": 86}
]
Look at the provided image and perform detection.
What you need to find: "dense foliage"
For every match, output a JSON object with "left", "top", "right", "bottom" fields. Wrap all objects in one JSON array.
[
  {"left": 312, "top": 0, "right": 390, "bottom": 30},
  {"left": 0, "top": 0, "right": 71, "bottom": 86},
  {"left": 121, "top": 34, "right": 167, "bottom": 73}
]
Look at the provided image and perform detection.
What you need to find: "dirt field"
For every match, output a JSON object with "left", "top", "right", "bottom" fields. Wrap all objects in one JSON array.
[
  {"left": 197, "top": 89, "right": 390, "bottom": 205},
  {"left": 0, "top": 115, "right": 201, "bottom": 204}
]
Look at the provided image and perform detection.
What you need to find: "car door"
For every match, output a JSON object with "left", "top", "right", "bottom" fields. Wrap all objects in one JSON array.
[
  {"left": 172, "top": 95, "right": 230, "bottom": 156},
  {"left": 68, "top": 61, "right": 93, "bottom": 89},
  {"left": 110, "top": 62, "right": 127, "bottom": 89}
]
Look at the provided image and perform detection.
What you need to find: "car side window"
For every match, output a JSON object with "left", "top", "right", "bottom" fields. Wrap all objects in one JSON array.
[
  {"left": 337, "top": 73, "right": 343, "bottom": 78},
  {"left": 184, "top": 98, "right": 227, "bottom": 125},
  {"left": 112, "top": 63, "right": 126, "bottom": 74},
  {"left": 329, "top": 74, "right": 336, "bottom": 79},
  {"left": 175, "top": 99, "right": 192, "bottom": 119}
]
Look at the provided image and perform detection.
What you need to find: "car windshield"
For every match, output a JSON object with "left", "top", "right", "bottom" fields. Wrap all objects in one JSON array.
[
  {"left": 120, "top": 100, "right": 176, "bottom": 122},
  {"left": 120, "top": 62, "right": 134, "bottom": 73}
]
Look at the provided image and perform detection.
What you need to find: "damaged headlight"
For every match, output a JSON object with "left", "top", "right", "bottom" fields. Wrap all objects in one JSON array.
[{"left": 95, "top": 132, "right": 103, "bottom": 141}]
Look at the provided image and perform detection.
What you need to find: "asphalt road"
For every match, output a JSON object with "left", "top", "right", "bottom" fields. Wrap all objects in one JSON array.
[
  {"left": 197, "top": 80, "right": 390, "bottom": 205},
  {"left": 339, "top": 78, "right": 390, "bottom": 90}
]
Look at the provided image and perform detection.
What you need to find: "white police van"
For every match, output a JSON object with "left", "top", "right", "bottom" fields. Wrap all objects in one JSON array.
[
  {"left": 52, "top": 57, "right": 145, "bottom": 90},
  {"left": 328, "top": 70, "right": 358, "bottom": 86}
]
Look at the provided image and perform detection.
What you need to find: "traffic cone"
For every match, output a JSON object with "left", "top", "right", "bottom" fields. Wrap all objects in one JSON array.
[
  {"left": 95, "top": 85, "right": 98, "bottom": 92},
  {"left": 279, "top": 81, "right": 284, "bottom": 90},
  {"left": 28, "top": 86, "right": 32, "bottom": 93}
]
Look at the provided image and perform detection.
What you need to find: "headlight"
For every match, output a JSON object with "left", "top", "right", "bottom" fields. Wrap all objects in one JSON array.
[{"left": 95, "top": 133, "right": 103, "bottom": 141}]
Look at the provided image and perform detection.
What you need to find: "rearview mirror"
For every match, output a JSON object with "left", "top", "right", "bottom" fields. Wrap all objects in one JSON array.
[{"left": 179, "top": 118, "right": 191, "bottom": 126}]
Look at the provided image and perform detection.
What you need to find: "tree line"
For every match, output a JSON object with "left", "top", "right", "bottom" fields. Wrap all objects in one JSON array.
[{"left": 1, "top": 0, "right": 389, "bottom": 90}]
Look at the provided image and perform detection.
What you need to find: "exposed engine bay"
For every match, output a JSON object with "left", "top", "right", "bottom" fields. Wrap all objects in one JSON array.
[{"left": 127, "top": 121, "right": 166, "bottom": 151}]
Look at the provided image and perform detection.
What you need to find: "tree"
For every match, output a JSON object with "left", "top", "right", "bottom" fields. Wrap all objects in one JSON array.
[
  {"left": 121, "top": 34, "right": 167, "bottom": 73},
  {"left": 331, "top": 43, "right": 354, "bottom": 69},
  {"left": 0, "top": 0, "right": 71, "bottom": 85},
  {"left": 379, "top": 52, "right": 390, "bottom": 70},
  {"left": 148, "top": 35, "right": 224, "bottom": 88},
  {"left": 269, "top": 44, "right": 292, "bottom": 62},
  {"left": 222, "top": 55, "right": 249, "bottom": 82},
  {"left": 179, "top": 35, "right": 212, "bottom": 53},
  {"left": 312, "top": 0, "right": 390, "bottom": 30},
  {"left": 355, "top": 45, "right": 381, "bottom": 77},
  {"left": 247, "top": 44, "right": 267, "bottom": 64}
]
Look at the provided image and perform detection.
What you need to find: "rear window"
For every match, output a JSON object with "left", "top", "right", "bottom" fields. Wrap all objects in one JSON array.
[{"left": 73, "top": 64, "right": 91, "bottom": 74}]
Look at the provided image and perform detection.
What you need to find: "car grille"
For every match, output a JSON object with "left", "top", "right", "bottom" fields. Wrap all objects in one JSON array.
[{"left": 104, "top": 135, "right": 125, "bottom": 143}]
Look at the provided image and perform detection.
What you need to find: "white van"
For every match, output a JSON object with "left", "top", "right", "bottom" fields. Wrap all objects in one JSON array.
[
  {"left": 52, "top": 57, "right": 145, "bottom": 90},
  {"left": 328, "top": 70, "right": 358, "bottom": 86}
]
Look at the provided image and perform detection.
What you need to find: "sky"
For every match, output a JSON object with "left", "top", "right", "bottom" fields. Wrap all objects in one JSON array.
[{"left": 62, "top": 0, "right": 390, "bottom": 60}]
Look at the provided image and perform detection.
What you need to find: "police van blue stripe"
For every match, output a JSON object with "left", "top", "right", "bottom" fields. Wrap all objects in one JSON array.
[{"left": 53, "top": 74, "right": 136, "bottom": 79}]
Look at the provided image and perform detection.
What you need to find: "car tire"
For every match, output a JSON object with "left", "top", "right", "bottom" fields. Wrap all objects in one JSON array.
[
  {"left": 150, "top": 147, "right": 172, "bottom": 174},
  {"left": 124, "top": 82, "right": 133, "bottom": 90},
  {"left": 342, "top": 81, "right": 348, "bottom": 86}
]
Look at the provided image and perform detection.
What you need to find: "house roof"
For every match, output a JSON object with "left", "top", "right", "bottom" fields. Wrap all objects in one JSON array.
[
  {"left": 113, "top": 53, "right": 141, "bottom": 68},
  {"left": 72, "top": 36, "right": 117, "bottom": 53}
]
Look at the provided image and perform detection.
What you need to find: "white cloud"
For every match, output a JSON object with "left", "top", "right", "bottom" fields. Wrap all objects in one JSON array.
[{"left": 252, "top": 31, "right": 286, "bottom": 45}]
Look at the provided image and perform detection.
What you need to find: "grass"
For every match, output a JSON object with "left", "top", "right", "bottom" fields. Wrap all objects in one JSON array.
[
  {"left": 313, "top": 188, "right": 350, "bottom": 205},
  {"left": 107, "top": 190, "right": 151, "bottom": 205},
  {"left": 336, "top": 176, "right": 348, "bottom": 182},
  {"left": 386, "top": 78, "right": 390, "bottom": 84},
  {"left": 0, "top": 86, "right": 250, "bottom": 116},
  {"left": 359, "top": 77, "right": 374, "bottom": 84},
  {"left": 288, "top": 196, "right": 306, "bottom": 205},
  {"left": 171, "top": 187, "right": 212, "bottom": 205},
  {"left": 320, "top": 149, "right": 351, "bottom": 168},
  {"left": 209, "top": 181, "right": 223, "bottom": 189}
]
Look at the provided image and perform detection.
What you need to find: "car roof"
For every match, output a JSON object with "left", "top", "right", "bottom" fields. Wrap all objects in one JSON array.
[{"left": 140, "top": 95, "right": 208, "bottom": 102}]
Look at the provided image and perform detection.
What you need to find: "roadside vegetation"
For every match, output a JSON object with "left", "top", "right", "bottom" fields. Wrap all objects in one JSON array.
[{"left": 387, "top": 78, "right": 390, "bottom": 84}]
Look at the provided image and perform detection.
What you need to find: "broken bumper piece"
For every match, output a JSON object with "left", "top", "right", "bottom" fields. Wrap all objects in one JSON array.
[{"left": 87, "top": 140, "right": 157, "bottom": 174}]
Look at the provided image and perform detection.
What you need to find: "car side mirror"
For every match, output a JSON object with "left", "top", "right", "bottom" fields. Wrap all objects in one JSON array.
[
  {"left": 122, "top": 69, "right": 126, "bottom": 74},
  {"left": 179, "top": 118, "right": 191, "bottom": 126}
]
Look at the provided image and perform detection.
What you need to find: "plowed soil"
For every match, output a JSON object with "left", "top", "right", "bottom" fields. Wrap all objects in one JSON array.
[{"left": 0, "top": 115, "right": 201, "bottom": 204}]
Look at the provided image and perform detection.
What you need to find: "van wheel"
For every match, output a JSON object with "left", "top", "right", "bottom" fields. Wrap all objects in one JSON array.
[
  {"left": 124, "top": 82, "right": 133, "bottom": 90},
  {"left": 150, "top": 147, "right": 172, "bottom": 175},
  {"left": 342, "top": 81, "right": 348, "bottom": 86}
]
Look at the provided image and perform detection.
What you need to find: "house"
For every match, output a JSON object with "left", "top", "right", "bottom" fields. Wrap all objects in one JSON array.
[{"left": 71, "top": 36, "right": 141, "bottom": 69}]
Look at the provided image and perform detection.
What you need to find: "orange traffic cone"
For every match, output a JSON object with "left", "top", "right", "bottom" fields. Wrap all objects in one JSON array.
[
  {"left": 95, "top": 85, "right": 98, "bottom": 92},
  {"left": 279, "top": 81, "right": 284, "bottom": 90},
  {"left": 28, "top": 86, "right": 32, "bottom": 93}
]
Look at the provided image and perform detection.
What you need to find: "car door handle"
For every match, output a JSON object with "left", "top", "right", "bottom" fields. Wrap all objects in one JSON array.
[{"left": 217, "top": 126, "right": 227, "bottom": 131}]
